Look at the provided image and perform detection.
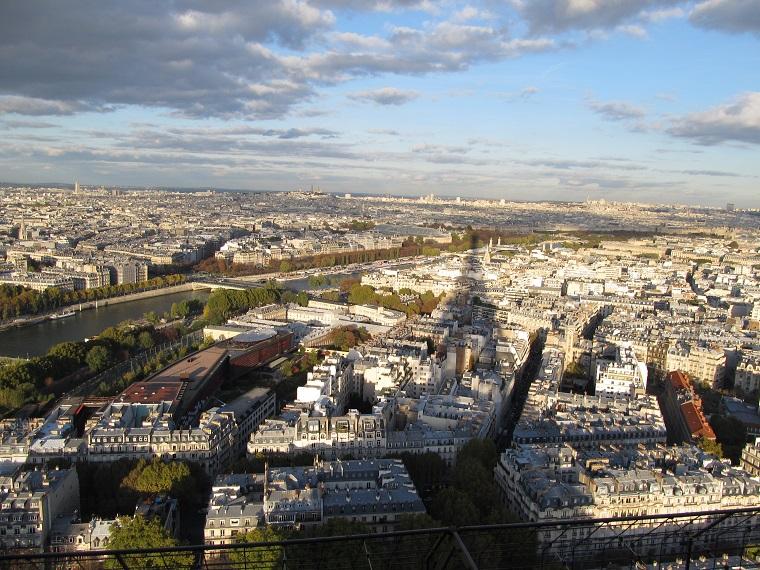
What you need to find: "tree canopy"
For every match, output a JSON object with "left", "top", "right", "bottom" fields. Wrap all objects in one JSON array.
[
  {"left": 230, "top": 527, "right": 288, "bottom": 569},
  {"left": 106, "top": 516, "right": 192, "bottom": 569}
]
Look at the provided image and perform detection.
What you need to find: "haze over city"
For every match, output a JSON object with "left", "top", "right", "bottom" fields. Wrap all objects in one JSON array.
[{"left": 1, "top": 0, "right": 759, "bottom": 206}]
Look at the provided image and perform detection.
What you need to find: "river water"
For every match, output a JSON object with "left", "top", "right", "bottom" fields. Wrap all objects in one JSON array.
[
  {"left": 0, "top": 265, "right": 397, "bottom": 358},
  {"left": 0, "top": 290, "right": 210, "bottom": 358}
]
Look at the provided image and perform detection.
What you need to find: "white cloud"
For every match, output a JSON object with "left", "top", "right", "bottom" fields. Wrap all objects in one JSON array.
[
  {"left": 667, "top": 92, "right": 760, "bottom": 145},
  {"left": 641, "top": 6, "right": 685, "bottom": 22},
  {"left": 348, "top": 87, "right": 420, "bottom": 105},
  {"left": 690, "top": 0, "right": 760, "bottom": 35},
  {"left": 510, "top": 0, "right": 682, "bottom": 34},
  {"left": 588, "top": 99, "right": 646, "bottom": 121},
  {"left": 617, "top": 24, "right": 648, "bottom": 38},
  {"left": 0, "top": 96, "right": 102, "bottom": 115}
]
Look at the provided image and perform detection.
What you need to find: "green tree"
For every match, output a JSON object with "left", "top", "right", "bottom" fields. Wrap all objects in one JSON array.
[
  {"left": 48, "top": 341, "right": 88, "bottom": 366},
  {"left": 230, "top": 526, "right": 288, "bottom": 568},
  {"left": 697, "top": 436, "right": 723, "bottom": 458},
  {"left": 430, "top": 487, "right": 480, "bottom": 526},
  {"left": 86, "top": 345, "right": 115, "bottom": 373},
  {"left": 120, "top": 458, "right": 203, "bottom": 511},
  {"left": 396, "top": 452, "right": 447, "bottom": 498},
  {"left": 320, "top": 291, "right": 341, "bottom": 302},
  {"left": 564, "top": 360, "right": 587, "bottom": 379},
  {"left": 137, "top": 331, "right": 155, "bottom": 350},
  {"left": 105, "top": 516, "right": 192, "bottom": 569}
]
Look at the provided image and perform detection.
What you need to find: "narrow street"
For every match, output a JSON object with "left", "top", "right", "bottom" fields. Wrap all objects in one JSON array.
[{"left": 497, "top": 330, "right": 546, "bottom": 451}]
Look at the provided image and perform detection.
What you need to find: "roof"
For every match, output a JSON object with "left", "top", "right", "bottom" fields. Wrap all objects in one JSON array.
[
  {"left": 680, "top": 401, "right": 716, "bottom": 440},
  {"left": 148, "top": 346, "right": 228, "bottom": 384},
  {"left": 667, "top": 370, "right": 691, "bottom": 391},
  {"left": 119, "top": 380, "right": 183, "bottom": 406},
  {"left": 232, "top": 329, "right": 277, "bottom": 344}
]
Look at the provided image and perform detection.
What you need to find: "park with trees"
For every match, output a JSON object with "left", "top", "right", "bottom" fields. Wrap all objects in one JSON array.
[{"left": 0, "top": 318, "right": 190, "bottom": 414}]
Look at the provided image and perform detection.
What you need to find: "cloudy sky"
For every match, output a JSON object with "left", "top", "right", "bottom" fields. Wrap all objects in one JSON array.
[{"left": 1, "top": 1, "right": 759, "bottom": 206}]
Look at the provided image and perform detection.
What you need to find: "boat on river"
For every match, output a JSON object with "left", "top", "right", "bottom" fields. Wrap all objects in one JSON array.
[{"left": 49, "top": 310, "right": 76, "bottom": 320}]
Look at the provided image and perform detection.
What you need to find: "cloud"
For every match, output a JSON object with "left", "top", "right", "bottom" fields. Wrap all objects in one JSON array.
[
  {"left": 617, "top": 24, "right": 648, "bottom": 38},
  {"left": 690, "top": 0, "right": 760, "bottom": 35},
  {"left": 509, "top": 0, "right": 683, "bottom": 34},
  {"left": 588, "top": 99, "right": 646, "bottom": 121},
  {"left": 641, "top": 7, "right": 685, "bottom": 22},
  {"left": 348, "top": 87, "right": 420, "bottom": 105},
  {"left": 412, "top": 143, "right": 471, "bottom": 154},
  {"left": 0, "top": 1, "right": 333, "bottom": 119},
  {"left": 313, "top": 0, "right": 434, "bottom": 11},
  {"left": 2, "top": 119, "right": 58, "bottom": 128},
  {"left": 680, "top": 169, "right": 741, "bottom": 177},
  {"left": 0, "top": 96, "right": 103, "bottom": 116},
  {"left": 667, "top": 92, "right": 760, "bottom": 145},
  {"left": 368, "top": 128, "right": 401, "bottom": 135},
  {"left": 0, "top": 1, "right": 560, "bottom": 120}
]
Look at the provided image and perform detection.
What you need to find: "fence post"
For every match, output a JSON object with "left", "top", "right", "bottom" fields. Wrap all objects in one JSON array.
[{"left": 683, "top": 537, "right": 693, "bottom": 570}]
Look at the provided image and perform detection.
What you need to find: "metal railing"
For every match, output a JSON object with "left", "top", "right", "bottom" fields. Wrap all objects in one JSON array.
[{"left": 1, "top": 506, "right": 759, "bottom": 569}]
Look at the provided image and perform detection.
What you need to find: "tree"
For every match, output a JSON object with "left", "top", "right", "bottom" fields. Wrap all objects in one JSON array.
[
  {"left": 105, "top": 516, "right": 192, "bottom": 569},
  {"left": 320, "top": 291, "right": 341, "bottom": 302},
  {"left": 697, "top": 436, "right": 723, "bottom": 458},
  {"left": 348, "top": 284, "right": 378, "bottom": 305},
  {"left": 137, "top": 331, "right": 155, "bottom": 350},
  {"left": 564, "top": 360, "right": 587, "bottom": 379},
  {"left": 48, "top": 341, "right": 88, "bottom": 366},
  {"left": 709, "top": 415, "right": 747, "bottom": 464},
  {"left": 430, "top": 487, "right": 480, "bottom": 526},
  {"left": 229, "top": 527, "right": 287, "bottom": 568},
  {"left": 86, "top": 345, "right": 115, "bottom": 373},
  {"left": 120, "top": 458, "right": 203, "bottom": 512},
  {"left": 396, "top": 452, "right": 447, "bottom": 498}
]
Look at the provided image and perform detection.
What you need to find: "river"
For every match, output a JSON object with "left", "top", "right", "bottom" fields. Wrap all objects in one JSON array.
[
  {"left": 0, "top": 289, "right": 210, "bottom": 358},
  {"left": 0, "top": 262, "right": 412, "bottom": 358}
]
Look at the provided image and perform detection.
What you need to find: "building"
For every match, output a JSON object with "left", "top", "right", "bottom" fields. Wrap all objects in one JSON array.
[
  {"left": 248, "top": 410, "right": 386, "bottom": 460},
  {"left": 666, "top": 341, "right": 727, "bottom": 388},
  {"left": 86, "top": 402, "right": 237, "bottom": 475},
  {"left": 49, "top": 515, "right": 113, "bottom": 553},
  {"left": 266, "top": 459, "right": 425, "bottom": 532},
  {"left": 495, "top": 443, "right": 760, "bottom": 558},
  {"left": 594, "top": 343, "right": 648, "bottom": 400},
  {"left": 735, "top": 352, "right": 760, "bottom": 397},
  {"left": 134, "top": 494, "right": 180, "bottom": 539},
  {"left": 295, "top": 355, "right": 354, "bottom": 415},
  {"left": 204, "top": 459, "right": 425, "bottom": 542},
  {"left": 218, "top": 388, "right": 276, "bottom": 457},
  {"left": 0, "top": 467, "right": 80, "bottom": 553},
  {"left": 0, "top": 419, "right": 44, "bottom": 464},
  {"left": 660, "top": 371, "right": 716, "bottom": 444},
  {"left": 113, "top": 261, "right": 149, "bottom": 285},
  {"left": 514, "top": 347, "right": 666, "bottom": 449},
  {"left": 740, "top": 437, "right": 760, "bottom": 477},
  {"left": 204, "top": 473, "right": 265, "bottom": 546},
  {"left": 0, "top": 273, "right": 74, "bottom": 292}
]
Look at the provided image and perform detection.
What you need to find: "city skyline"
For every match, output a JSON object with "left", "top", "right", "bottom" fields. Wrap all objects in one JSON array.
[{"left": 1, "top": 1, "right": 759, "bottom": 206}]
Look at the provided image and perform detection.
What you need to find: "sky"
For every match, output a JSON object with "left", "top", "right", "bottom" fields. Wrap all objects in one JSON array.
[{"left": 0, "top": 1, "right": 759, "bottom": 207}]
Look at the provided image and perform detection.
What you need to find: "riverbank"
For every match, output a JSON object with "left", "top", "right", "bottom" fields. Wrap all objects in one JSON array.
[
  {"left": 0, "top": 282, "right": 210, "bottom": 334},
  {"left": 0, "top": 288, "right": 211, "bottom": 358}
]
